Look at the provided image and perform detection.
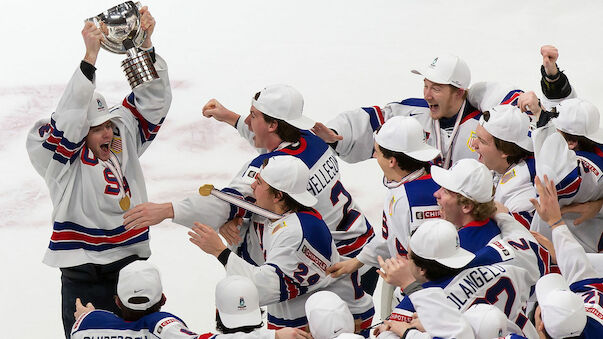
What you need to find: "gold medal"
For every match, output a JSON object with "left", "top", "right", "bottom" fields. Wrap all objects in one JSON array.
[{"left": 120, "top": 195, "right": 131, "bottom": 211}]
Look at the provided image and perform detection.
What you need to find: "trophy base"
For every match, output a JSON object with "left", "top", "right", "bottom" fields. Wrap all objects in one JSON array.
[{"left": 121, "top": 50, "right": 159, "bottom": 89}]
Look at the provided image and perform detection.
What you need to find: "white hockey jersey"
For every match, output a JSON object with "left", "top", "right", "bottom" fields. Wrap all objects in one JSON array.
[
  {"left": 552, "top": 225, "right": 603, "bottom": 337},
  {"left": 223, "top": 210, "right": 374, "bottom": 334},
  {"left": 391, "top": 263, "right": 537, "bottom": 338},
  {"left": 377, "top": 287, "right": 474, "bottom": 339},
  {"left": 494, "top": 158, "right": 537, "bottom": 228},
  {"left": 71, "top": 311, "right": 198, "bottom": 339},
  {"left": 326, "top": 85, "right": 523, "bottom": 168},
  {"left": 71, "top": 310, "right": 277, "bottom": 339},
  {"left": 172, "top": 129, "right": 374, "bottom": 259},
  {"left": 531, "top": 123, "right": 603, "bottom": 253},
  {"left": 356, "top": 171, "right": 440, "bottom": 267},
  {"left": 26, "top": 56, "right": 171, "bottom": 268}
]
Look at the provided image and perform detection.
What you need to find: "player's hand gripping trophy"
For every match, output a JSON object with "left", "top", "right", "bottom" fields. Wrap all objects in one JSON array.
[{"left": 87, "top": 1, "right": 158, "bottom": 89}]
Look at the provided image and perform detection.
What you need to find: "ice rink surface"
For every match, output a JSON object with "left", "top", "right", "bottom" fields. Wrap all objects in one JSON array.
[{"left": 1, "top": 1, "right": 602, "bottom": 337}]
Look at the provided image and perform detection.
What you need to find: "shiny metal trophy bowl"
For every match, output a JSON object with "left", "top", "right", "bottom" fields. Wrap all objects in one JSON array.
[{"left": 87, "top": 1, "right": 158, "bottom": 89}]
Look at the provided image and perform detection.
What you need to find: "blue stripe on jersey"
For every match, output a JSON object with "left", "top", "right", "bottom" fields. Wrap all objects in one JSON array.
[
  {"left": 556, "top": 167, "right": 581, "bottom": 200},
  {"left": 49, "top": 231, "right": 148, "bottom": 251},
  {"left": 458, "top": 219, "right": 501, "bottom": 254},
  {"left": 53, "top": 221, "right": 127, "bottom": 236},
  {"left": 297, "top": 212, "right": 333, "bottom": 259},
  {"left": 403, "top": 176, "right": 440, "bottom": 223},
  {"left": 583, "top": 317, "right": 603, "bottom": 338},
  {"left": 248, "top": 131, "right": 329, "bottom": 170},
  {"left": 238, "top": 227, "right": 259, "bottom": 266},
  {"left": 267, "top": 313, "right": 308, "bottom": 328},
  {"left": 361, "top": 107, "right": 383, "bottom": 131},
  {"left": 577, "top": 150, "right": 603, "bottom": 174},
  {"left": 394, "top": 293, "right": 416, "bottom": 313},
  {"left": 569, "top": 277, "right": 603, "bottom": 293},
  {"left": 501, "top": 90, "right": 523, "bottom": 106},
  {"left": 266, "top": 263, "right": 308, "bottom": 302},
  {"left": 76, "top": 310, "right": 185, "bottom": 332},
  {"left": 468, "top": 247, "right": 504, "bottom": 267},
  {"left": 399, "top": 98, "right": 429, "bottom": 108},
  {"left": 524, "top": 157, "right": 536, "bottom": 183}
]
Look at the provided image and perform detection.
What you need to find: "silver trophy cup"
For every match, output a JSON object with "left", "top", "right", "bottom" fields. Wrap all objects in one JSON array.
[{"left": 87, "top": 1, "right": 159, "bottom": 89}]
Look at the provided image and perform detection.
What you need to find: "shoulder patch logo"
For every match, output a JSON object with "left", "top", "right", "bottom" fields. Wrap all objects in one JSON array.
[
  {"left": 388, "top": 196, "right": 396, "bottom": 216},
  {"left": 467, "top": 131, "right": 476, "bottom": 152},
  {"left": 272, "top": 221, "right": 287, "bottom": 234},
  {"left": 500, "top": 169, "right": 516, "bottom": 184}
]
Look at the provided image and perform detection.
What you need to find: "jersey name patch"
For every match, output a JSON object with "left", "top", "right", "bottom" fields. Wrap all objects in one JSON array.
[
  {"left": 489, "top": 240, "right": 516, "bottom": 261},
  {"left": 412, "top": 206, "right": 441, "bottom": 220}
]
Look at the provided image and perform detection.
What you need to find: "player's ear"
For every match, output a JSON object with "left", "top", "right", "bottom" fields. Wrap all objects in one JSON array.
[
  {"left": 159, "top": 293, "right": 166, "bottom": 306},
  {"left": 268, "top": 119, "right": 278, "bottom": 133},
  {"left": 114, "top": 295, "right": 122, "bottom": 309}
]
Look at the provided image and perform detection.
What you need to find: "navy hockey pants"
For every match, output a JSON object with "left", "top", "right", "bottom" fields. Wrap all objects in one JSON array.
[{"left": 60, "top": 255, "right": 142, "bottom": 339}]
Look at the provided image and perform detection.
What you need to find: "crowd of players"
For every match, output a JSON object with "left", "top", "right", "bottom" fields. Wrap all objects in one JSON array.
[{"left": 26, "top": 6, "right": 603, "bottom": 339}]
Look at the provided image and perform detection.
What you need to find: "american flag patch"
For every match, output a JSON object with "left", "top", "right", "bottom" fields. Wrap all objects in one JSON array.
[{"left": 111, "top": 136, "right": 122, "bottom": 153}]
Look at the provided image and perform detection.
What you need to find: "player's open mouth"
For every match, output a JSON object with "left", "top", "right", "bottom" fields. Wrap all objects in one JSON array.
[
  {"left": 100, "top": 142, "right": 110, "bottom": 152},
  {"left": 429, "top": 104, "right": 439, "bottom": 112}
]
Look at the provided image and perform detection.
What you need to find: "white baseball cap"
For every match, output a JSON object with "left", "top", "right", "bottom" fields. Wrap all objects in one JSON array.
[
  {"left": 411, "top": 54, "right": 471, "bottom": 90},
  {"left": 305, "top": 291, "right": 355, "bottom": 339},
  {"left": 409, "top": 218, "right": 475, "bottom": 268},
  {"left": 431, "top": 159, "right": 494, "bottom": 203},
  {"left": 374, "top": 116, "right": 440, "bottom": 161},
  {"left": 553, "top": 98, "right": 603, "bottom": 144},
  {"left": 87, "top": 91, "right": 120, "bottom": 127},
  {"left": 534, "top": 132, "right": 578, "bottom": 185},
  {"left": 261, "top": 155, "right": 317, "bottom": 207},
  {"left": 480, "top": 105, "right": 534, "bottom": 152},
  {"left": 536, "top": 273, "right": 587, "bottom": 338},
  {"left": 117, "top": 260, "right": 163, "bottom": 311},
  {"left": 251, "top": 84, "right": 314, "bottom": 130},
  {"left": 215, "top": 275, "right": 262, "bottom": 328},
  {"left": 463, "top": 303, "right": 507, "bottom": 338}
]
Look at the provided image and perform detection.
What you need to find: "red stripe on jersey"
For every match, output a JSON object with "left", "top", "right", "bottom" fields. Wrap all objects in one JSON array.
[
  {"left": 196, "top": 333, "right": 217, "bottom": 339},
  {"left": 512, "top": 212, "right": 531, "bottom": 229},
  {"left": 46, "top": 134, "right": 61, "bottom": 146},
  {"left": 280, "top": 137, "right": 308, "bottom": 156},
  {"left": 359, "top": 316, "right": 374, "bottom": 330},
  {"left": 56, "top": 144, "right": 77, "bottom": 158},
  {"left": 500, "top": 92, "right": 522, "bottom": 105},
  {"left": 557, "top": 177, "right": 581, "bottom": 195},
  {"left": 50, "top": 227, "right": 148, "bottom": 244},
  {"left": 416, "top": 174, "right": 433, "bottom": 181},
  {"left": 373, "top": 106, "right": 385, "bottom": 125},
  {"left": 337, "top": 227, "right": 374, "bottom": 256},
  {"left": 463, "top": 218, "right": 490, "bottom": 228},
  {"left": 460, "top": 110, "right": 481, "bottom": 125},
  {"left": 298, "top": 209, "right": 322, "bottom": 219},
  {"left": 122, "top": 97, "right": 159, "bottom": 139}
]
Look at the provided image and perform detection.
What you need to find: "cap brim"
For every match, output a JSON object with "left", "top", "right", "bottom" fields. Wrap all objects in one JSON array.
[
  {"left": 89, "top": 111, "right": 120, "bottom": 127},
  {"left": 430, "top": 165, "right": 458, "bottom": 193},
  {"left": 290, "top": 191, "right": 318, "bottom": 207},
  {"left": 286, "top": 116, "right": 315, "bottom": 130},
  {"left": 586, "top": 128, "right": 603, "bottom": 144},
  {"left": 220, "top": 308, "right": 262, "bottom": 328},
  {"left": 374, "top": 131, "right": 441, "bottom": 162},
  {"left": 435, "top": 247, "right": 475, "bottom": 268},
  {"left": 536, "top": 273, "right": 568, "bottom": 302},
  {"left": 411, "top": 68, "right": 451, "bottom": 87}
]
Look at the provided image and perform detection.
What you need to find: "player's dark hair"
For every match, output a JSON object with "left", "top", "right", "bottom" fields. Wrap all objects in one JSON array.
[
  {"left": 456, "top": 192, "right": 497, "bottom": 221},
  {"left": 378, "top": 144, "right": 431, "bottom": 173},
  {"left": 118, "top": 294, "right": 166, "bottom": 321},
  {"left": 215, "top": 310, "right": 263, "bottom": 334},
  {"left": 409, "top": 251, "right": 463, "bottom": 281},
  {"left": 482, "top": 111, "right": 533, "bottom": 165},
  {"left": 261, "top": 158, "right": 313, "bottom": 213},
  {"left": 254, "top": 91, "right": 302, "bottom": 143},
  {"left": 559, "top": 131, "right": 599, "bottom": 153}
]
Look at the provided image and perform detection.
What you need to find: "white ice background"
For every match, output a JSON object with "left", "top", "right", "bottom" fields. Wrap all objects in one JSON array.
[{"left": 1, "top": 1, "right": 602, "bottom": 337}]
